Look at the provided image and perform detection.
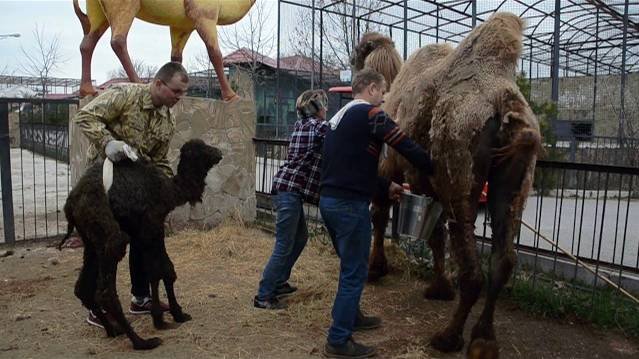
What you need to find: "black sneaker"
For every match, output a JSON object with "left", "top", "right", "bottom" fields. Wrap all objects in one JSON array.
[
  {"left": 253, "top": 295, "right": 287, "bottom": 310},
  {"left": 353, "top": 309, "right": 382, "bottom": 331},
  {"left": 323, "top": 338, "right": 376, "bottom": 358},
  {"left": 274, "top": 283, "right": 298, "bottom": 298}
]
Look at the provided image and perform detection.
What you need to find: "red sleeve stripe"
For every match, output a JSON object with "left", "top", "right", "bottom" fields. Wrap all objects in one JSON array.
[
  {"left": 383, "top": 126, "right": 399, "bottom": 141},
  {"left": 368, "top": 107, "right": 383, "bottom": 118}
]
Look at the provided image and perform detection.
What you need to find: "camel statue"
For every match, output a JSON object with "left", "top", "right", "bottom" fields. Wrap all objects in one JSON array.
[
  {"left": 354, "top": 13, "right": 541, "bottom": 359},
  {"left": 72, "top": 0, "right": 256, "bottom": 101}
]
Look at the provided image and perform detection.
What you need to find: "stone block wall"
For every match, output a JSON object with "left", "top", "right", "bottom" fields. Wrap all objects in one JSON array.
[{"left": 69, "top": 95, "right": 256, "bottom": 230}]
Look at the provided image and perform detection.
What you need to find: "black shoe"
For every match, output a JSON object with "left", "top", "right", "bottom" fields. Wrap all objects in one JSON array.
[
  {"left": 253, "top": 295, "right": 287, "bottom": 310},
  {"left": 323, "top": 338, "right": 376, "bottom": 358},
  {"left": 274, "top": 283, "right": 298, "bottom": 298},
  {"left": 353, "top": 309, "right": 382, "bottom": 331}
]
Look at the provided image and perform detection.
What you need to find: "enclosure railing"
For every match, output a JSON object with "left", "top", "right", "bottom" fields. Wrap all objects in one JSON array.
[
  {"left": 0, "top": 97, "right": 78, "bottom": 244},
  {"left": 253, "top": 138, "right": 639, "bottom": 300}
]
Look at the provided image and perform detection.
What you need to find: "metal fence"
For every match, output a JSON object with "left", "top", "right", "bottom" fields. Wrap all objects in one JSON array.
[
  {"left": 0, "top": 97, "right": 77, "bottom": 244},
  {"left": 253, "top": 138, "right": 639, "bottom": 300}
]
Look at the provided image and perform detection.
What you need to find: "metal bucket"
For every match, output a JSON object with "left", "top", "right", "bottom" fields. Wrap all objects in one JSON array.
[{"left": 397, "top": 192, "right": 443, "bottom": 242}]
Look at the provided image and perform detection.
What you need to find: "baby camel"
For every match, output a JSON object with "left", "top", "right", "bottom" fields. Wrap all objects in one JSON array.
[{"left": 60, "top": 139, "right": 222, "bottom": 350}]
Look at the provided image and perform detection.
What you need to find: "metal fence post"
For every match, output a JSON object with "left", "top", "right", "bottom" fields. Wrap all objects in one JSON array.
[{"left": 0, "top": 100, "right": 15, "bottom": 244}]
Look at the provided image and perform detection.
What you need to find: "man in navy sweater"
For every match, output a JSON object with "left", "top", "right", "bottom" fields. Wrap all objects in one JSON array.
[{"left": 320, "top": 68, "right": 435, "bottom": 358}]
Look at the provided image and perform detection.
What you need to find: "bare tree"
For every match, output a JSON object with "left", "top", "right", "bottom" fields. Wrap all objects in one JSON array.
[
  {"left": 108, "top": 59, "right": 158, "bottom": 81},
  {"left": 290, "top": 0, "right": 384, "bottom": 71},
  {"left": 20, "top": 24, "right": 67, "bottom": 96},
  {"left": 215, "top": 0, "right": 276, "bottom": 85}
]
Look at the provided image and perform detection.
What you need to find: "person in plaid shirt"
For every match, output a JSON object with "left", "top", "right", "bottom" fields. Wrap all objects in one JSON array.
[{"left": 254, "top": 89, "right": 329, "bottom": 310}]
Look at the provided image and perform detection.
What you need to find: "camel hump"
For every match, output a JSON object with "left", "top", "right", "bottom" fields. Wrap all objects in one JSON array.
[{"left": 182, "top": 0, "right": 255, "bottom": 25}]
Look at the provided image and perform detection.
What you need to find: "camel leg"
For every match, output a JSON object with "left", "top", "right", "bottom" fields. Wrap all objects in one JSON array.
[
  {"left": 79, "top": 20, "right": 108, "bottom": 96},
  {"left": 170, "top": 27, "right": 193, "bottom": 63},
  {"left": 422, "top": 217, "right": 455, "bottom": 300},
  {"left": 467, "top": 158, "right": 532, "bottom": 359},
  {"left": 405, "top": 171, "right": 455, "bottom": 300},
  {"left": 103, "top": 2, "right": 142, "bottom": 83},
  {"left": 369, "top": 155, "right": 403, "bottom": 282},
  {"left": 430, "top": 205, "right": 483, "bottom": 353},
  {"left": 369, "top": 197, "right": 391, "bottom": 282},
  {"left": 194, "top": 19, "right": 239, "bottom": 102},
  {"left": 73, "top": 235, "right": 123, "bottom": 337}
]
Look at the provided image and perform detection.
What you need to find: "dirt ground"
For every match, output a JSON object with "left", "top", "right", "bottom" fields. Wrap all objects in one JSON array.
[{"left": 0, "top": 221, "right": 637, "bottom": 359}]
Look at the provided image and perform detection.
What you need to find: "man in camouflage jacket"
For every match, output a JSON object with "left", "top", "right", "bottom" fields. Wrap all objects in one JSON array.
[{"left": 73, "top": 62, "right": 189, "bottom": 328}]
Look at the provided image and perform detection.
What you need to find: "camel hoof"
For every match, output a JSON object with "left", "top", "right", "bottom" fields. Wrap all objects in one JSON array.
[
  {"left": 368, "top": 259, "right": 389, "bottom": 283},
  {"left": 133, "top": 337, "right": 162, "bottom": 350},
  {"left": 423, "top": 277, "right": 456, "bottom": 301},
  {"left": 467, "top": 339, "right": 499, "bottom": 359},
  {"left": 154, "top": 320, "right": 179, "bottom": 330},
  {"left": 223, "top": 94, "right": 240, "bottom": 102},
  {"left": 105, "top": 324, "right": 125, "bottom": 337},
  {"left": 430, "top": 331, "right": 464, "bottom": 353},
  {"left": 172, "top": 311, "right": 192, "bottom": 323},
  {"left": 79, "top": 87, "right": 98, "bottom": 98}
]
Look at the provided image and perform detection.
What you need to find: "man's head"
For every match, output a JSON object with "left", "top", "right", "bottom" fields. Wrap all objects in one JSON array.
[
  {"left": 352, "top": 68, "right": 386, "bottom": 106},
  {"left": 150, "top": 62, "right": 189, "bottom": 108},
  {"left": 296, "top": 89, "right": 328, "bottom": 120}
]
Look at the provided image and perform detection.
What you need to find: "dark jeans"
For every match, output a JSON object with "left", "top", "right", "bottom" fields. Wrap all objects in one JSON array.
[
  {"left": 129, "top": 240, "right": 150, "bottom": 298},
  {"left": 257, "top": 191, "right": 309, "bottom": 300},
  {"left": 319, "top": 196, "right": 371, "bottom": 345}
]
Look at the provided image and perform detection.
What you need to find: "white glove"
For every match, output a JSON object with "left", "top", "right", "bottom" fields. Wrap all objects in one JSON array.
[{"left": 104, "top": 140, "right": 139, "bottom": 162}]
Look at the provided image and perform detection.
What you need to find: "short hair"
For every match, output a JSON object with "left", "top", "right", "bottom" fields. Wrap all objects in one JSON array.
[
  {"left": 154, "top": 62, "right": 189, "bottom": 83},
  {"left": 296, "top": 89, "right": 328, "bottom": 119},
  {"left": 351, "top": 68, "right": 385, "bottom": 95}
]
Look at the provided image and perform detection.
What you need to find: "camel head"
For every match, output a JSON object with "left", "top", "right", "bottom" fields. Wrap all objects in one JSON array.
[
  {"left": 351, "top": 32, "right": 403, "bottom": 86},
  {"left": 175, "top": 139, "right": 223, "bottom": 205}
]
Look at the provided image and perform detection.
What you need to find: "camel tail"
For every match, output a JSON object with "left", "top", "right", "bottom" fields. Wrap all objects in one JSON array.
[
  {"left": 73, "top": 0, "right": 91, "bottom": 35},
  {"left": 57, "top": 221, "right": 76, "bottom": 251},
  {"left": 494, "top": 127, "right": 541, "bottom": 165}
]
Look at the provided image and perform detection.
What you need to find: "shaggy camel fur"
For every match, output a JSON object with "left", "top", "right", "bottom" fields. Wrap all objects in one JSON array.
[
  {"left": 72, "top": 0, "right": 255, "bottom": 101},
  {"left": 358, "top": 13, "right": 541, "bottom": 359},
  {"left": 60, "top": 139, "right": 222, "bottom": 350}
]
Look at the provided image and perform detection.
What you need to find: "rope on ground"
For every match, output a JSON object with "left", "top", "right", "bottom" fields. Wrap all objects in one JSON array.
[{"left": 519, "top": 219, "right": 639, "bottom": 305}]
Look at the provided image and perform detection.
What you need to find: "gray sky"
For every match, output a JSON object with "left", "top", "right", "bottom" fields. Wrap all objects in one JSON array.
[{"left": 0, "top": 0, "right": 276, "bottom": 85}]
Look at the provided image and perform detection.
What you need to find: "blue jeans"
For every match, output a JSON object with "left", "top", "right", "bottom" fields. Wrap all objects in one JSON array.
[
  {"left": 257, "top": 191, "right": 308, "bottom": 300},
  {"left": 319, "top": 196, "right": 371, "bottom": 345}
]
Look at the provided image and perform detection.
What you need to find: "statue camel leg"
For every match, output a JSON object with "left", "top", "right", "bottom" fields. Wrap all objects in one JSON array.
[
  {"left": 170, "top": 27, "right": 193, "bottom": 63},
  {"left": 104, "top": 1, "right": 142, "bottom": 83},
  {"left": 78, "top": 3, "right": 109, "bottom": 97},
  {"left": 194, "top": 19, "right": 239, "bottom": 102}
]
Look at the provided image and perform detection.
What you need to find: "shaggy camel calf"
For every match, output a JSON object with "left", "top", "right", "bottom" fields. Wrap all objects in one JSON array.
[{"left": 61, "top": 139, "right": 222, "bottom": 350}]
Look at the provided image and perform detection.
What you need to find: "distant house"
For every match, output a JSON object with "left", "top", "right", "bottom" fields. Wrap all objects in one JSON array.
[{"left": 188, "top": 48, "right": 346, "bottom": 138}]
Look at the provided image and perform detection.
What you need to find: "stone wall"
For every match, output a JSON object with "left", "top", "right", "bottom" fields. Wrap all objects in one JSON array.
[{"left": 69, "top": 96, "right": 256, "bottom": 230}]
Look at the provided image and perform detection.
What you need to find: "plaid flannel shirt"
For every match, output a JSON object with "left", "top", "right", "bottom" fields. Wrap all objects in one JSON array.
[{"left": 272, "top": 116, "right": 329, "bottom": 204}]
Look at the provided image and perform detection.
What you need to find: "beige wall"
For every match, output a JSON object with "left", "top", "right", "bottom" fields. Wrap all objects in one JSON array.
[{"left": 69, "top": 96, "right": 257, "bottom": 230}]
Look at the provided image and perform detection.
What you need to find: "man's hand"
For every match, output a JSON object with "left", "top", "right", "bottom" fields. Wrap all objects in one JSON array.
[
  {"left": 388, "top": 181, "right": 404, "bottom": 201},
  {"left": 105, "top": 140, "right": 138, "bottom": 162}
]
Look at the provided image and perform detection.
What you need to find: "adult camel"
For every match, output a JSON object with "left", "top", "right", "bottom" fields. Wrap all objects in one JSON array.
[{"left": 356, "top": 13, "right": 541, "bottom": 359}]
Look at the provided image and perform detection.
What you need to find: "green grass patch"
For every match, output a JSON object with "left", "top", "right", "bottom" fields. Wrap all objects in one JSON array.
[{"left": 506, "top": 271, "right": 639, "bottom": 338}]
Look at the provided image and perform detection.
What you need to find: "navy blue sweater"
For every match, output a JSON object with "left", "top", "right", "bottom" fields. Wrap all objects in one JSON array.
[{"left": 320, "top": 103, "right": 434, "bottom": 201}]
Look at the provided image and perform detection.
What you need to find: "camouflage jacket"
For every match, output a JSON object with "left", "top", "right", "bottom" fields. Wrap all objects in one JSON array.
[{"left": 74, "top": 83, "right": 175, "bottom": 176}]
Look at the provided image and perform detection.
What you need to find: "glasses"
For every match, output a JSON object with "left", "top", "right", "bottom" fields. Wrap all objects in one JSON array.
[{"left": 160, "top": 80, "right": 186, "bottom": 96}]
